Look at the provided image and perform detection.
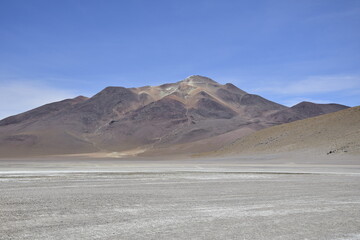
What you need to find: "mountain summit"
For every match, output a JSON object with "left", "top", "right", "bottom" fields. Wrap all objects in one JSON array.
[
  {"left": 181, "top": 75, "right": 218, "bottom": 84},
  {"left": 0, "top": 76, "right": 349, "bottom": 157}
]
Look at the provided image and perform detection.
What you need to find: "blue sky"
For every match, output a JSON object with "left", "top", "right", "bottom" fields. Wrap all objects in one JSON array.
[{"left": 0, "top": 0, "right": 359, "bottom": 119}]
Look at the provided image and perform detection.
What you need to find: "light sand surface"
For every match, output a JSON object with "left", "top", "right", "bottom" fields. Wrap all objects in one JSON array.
[{"left": 1, "top": 156, "right": 360, "bottom": 240}]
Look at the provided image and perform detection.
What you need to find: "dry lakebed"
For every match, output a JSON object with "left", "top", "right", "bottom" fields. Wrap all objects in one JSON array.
[{"left": 1, "top": 156, "right": 360, "bottom": 240}]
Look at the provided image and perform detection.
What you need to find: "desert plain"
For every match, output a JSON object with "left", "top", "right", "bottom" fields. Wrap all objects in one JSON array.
[{"left": 1, "top": 154, "right": 359, "bottom": 240}]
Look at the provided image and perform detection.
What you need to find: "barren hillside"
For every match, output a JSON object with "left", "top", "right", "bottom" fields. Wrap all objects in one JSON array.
[
  {"left": 0, "top": 75, "right": 349, "bottom": 157},
  {"left": 212, "top": 106, "right": 360, "bottom": 156}
]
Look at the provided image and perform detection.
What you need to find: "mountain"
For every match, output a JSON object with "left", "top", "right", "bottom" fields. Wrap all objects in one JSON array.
[
  {"left": 267, "top": 101, "right": 349, "bottom": 123},
  {"left": 210, "top": 106, "right": 360, "bottom": 156},
  {"left": 0, "top": 75, "right": 349, "bottom": 157}
]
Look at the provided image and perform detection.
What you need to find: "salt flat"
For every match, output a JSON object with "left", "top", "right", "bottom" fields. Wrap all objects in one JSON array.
[{"left": 1, "top": 156, "right": 360, "bottom": 240}]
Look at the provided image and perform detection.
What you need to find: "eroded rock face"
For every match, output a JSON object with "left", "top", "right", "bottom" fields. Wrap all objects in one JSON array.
[
  {"left": 127, "top": 98, "right": 187, "bottom": 121},
  {"left": 0, "top": 75, "right": 349, "bottom": 157},
  {"left": 194, "top": 98, "right": 236, "bottom": 119}
]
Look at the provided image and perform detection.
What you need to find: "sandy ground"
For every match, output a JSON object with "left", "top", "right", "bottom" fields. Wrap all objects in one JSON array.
[{"left": 1, "top": 156, "right": 360, "bottom": 240}]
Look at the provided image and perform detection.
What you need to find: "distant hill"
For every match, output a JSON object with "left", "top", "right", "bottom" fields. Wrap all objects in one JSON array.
[
  {"left": 0, "top": 75, "right": 349, "bottom": 157},
  {"left": 267, "top": 101, "right": 349, "bottom": 123},
  {"left": 211, "top": 106, "right": 360, "bottom": 156}
]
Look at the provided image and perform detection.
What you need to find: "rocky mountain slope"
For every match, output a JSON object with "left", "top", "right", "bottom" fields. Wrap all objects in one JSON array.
[
  {"left": 211, "top": 106, "right": 360, "bottom": 156},
  {"left": 0, "top": 75, "right": 349, "bottom": 157}
]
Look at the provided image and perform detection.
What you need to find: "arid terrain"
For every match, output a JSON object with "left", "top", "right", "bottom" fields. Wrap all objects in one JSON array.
[
  {"left": 0, "top": 76, "right": 349, "bottom": 157},
  {"left": 0, "top": 76, "right": 358, "bottom": 240},
  {"left": 1, "top": 156, "right": 360, "bottom": 240},
  {"left": 1, "top": 0, "right": 359, "bottom": 239},
  {"left": 210, "top": 106, "right": 360, "bottom": 157}
]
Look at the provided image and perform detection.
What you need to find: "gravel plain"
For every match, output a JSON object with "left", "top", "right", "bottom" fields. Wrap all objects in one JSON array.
[{"left": 1, "top": 156, "right": 360, "bottom": 240}]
